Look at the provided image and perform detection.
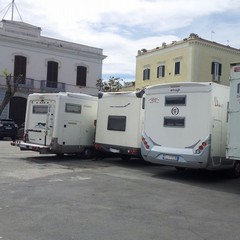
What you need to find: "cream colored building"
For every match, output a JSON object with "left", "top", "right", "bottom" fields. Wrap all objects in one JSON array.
[{"left": 135, "top": 33, "right": 240, "bottom": 90}]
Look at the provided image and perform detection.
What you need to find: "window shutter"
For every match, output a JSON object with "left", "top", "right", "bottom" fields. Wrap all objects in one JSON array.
[
  {"left": 211, "top": 62, "right": 215, "bottom": 74},
  {"left": 162, "top": 66, "right": 165, "bottom": 77},
  {"left": 219, "top": 64, "right": 222, "bottom": 76}
]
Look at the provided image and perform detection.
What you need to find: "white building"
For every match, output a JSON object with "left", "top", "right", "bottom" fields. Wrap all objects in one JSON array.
[{"left": 0, "top": 19, "right": 106, "bottom": 124}]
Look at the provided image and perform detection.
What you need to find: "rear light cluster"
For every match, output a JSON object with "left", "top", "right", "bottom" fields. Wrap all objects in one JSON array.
[
  {"left": 142, "top": 136, "right": 150, "bottom": 149},
  {"left": 195, "top": 142, "right": 207, "bottom": 154},
  {"left": 128, "top": 149, "right": 136, "bottom": 155},
  {"left": 95, "top": 143, "right": 101, "bottom": 150},
  {"left": 23, "top": 133, "right": 28, "bottom": 143}
]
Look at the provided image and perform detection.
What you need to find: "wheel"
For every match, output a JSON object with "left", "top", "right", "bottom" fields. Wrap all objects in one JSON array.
[
  {"left": 11, "top": 135, "right": 17, "bottom": 141},
  {"left": 228, "top": 161, "right": 240, "bottom": 178},
  {"left": 84, "top": 148, "right": 93, "bottom": 159}
]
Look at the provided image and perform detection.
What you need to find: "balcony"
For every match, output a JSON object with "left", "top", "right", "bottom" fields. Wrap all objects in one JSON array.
[{"left": 0, "top": 75, "right": 66, "bottom": 93}]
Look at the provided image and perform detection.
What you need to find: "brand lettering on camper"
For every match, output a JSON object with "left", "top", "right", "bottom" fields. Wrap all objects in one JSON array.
[
  {"left": 171, "top": 107, "right": 179, "bottom": 115},
  {"left": 170, "top": 86, "right": 180, "bottom": 93},
  {"left": 110, "top": 103, "right": 131, "bottom": 108},
  {"left": 149, "top": 98, "right": 159, "bottom": 103}
]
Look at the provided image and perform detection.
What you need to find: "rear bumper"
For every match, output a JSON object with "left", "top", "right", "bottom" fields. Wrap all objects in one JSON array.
[
  {"left": 95, "top": 143, "right": 142, "bottom": 158},
  {"left": 11, "top": 141, "right": 51, "bottom": 154}
]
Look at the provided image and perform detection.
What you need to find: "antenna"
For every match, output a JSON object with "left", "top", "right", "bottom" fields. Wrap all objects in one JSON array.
[{"left": 0, "top": 0, "right": 23, "bottom": 21}]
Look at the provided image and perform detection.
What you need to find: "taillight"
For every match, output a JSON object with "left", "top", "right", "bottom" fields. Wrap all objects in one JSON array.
[
  {"left": 195, "top": 142, "right": 207, "bottom": 154},
  {"left": 23, "top": 133, "right": 28, "bottom": 142},
  {"left": 142, "top": 136, "right": 150, "bottom": 149},
  {"left": 128, "top": 149, "right": 136, "bottom": 155},
  {"left": 95, "top": 143, "right": 101, "bottom": 150}
]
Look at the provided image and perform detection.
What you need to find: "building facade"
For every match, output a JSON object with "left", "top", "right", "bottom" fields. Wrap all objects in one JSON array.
[
  {"left": 135, "top": 33, "right": 240, "bottom": 90},
  {"left": 0, "top": 20, "right": 106, "bottom": 124}
]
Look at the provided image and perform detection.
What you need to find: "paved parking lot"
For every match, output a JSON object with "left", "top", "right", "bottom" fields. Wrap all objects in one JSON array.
[{"left": 0, "top": 140, "right": 240, "bottom": 240}]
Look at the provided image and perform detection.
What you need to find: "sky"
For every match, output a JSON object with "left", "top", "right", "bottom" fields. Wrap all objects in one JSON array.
[{"left": 0, "top": 0, "right": 240, "bottom": 83}]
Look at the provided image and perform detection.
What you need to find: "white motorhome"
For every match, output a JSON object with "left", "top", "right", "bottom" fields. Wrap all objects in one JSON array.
[
  {"left": 141, "top": 82, "right": 239, "bottom": 175},
  {"left": 13, "top": 92, "right": 97, "bottom": 156},
  {"left": 227, "top": 63, "right": 240, "bottom": 161},
  {"left": 95, "top": 90, "right": 145, "bottom": 159}
]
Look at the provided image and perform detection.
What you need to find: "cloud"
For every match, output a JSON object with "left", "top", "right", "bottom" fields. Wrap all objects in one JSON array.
[{"left": 1, "top": 0, "right": 240, "bottom": 81}]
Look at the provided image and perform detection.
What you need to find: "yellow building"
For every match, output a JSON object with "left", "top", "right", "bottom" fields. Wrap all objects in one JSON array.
[{"left": 135, "top": 33, "right": 240, "bottom": 90}]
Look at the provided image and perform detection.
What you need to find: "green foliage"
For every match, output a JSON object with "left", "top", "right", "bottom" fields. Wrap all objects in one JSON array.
[{"left": 96, "top": 76, "right": 123, "bottom": 92}]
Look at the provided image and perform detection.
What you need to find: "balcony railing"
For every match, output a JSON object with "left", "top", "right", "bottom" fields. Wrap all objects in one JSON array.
[{"left": 0, "top": 75, "right": 66, "bottom": 93}]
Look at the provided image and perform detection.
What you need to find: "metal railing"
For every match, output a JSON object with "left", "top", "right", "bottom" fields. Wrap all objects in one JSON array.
[{"left": 0, "top": 75, "right": 66, "bottom": 93}]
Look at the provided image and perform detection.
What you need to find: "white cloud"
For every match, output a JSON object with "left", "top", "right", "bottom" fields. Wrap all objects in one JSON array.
[{"left": 1, "top": 0, "right": 240, "bottom": 81}]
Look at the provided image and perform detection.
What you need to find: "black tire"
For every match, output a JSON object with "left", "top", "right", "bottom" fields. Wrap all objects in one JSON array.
[
  {"left": 228, "top": 161, "right": 240, "bottom": 178},
  {"left": 84, "top": 148, "right": 93, "bottom": 159},
  {"left": 11, "top": 135, "right": 17, "bottom": 141}
]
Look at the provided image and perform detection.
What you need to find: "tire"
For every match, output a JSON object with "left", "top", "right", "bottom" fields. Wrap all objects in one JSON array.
[
  {"left": 228, "top": 161, "right": 240, "bottom": 178},
  {"left": 11, "top": 135, "right": 17, "bottom": 141},
  {"left": 84, "top": 148, "right": 93, "bottom": 159}
]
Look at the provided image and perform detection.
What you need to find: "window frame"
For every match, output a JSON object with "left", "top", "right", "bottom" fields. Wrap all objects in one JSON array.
[
  {"left": 174, "top": 61, "right": 181, "bottom": 75},
  {"left": 143, "top": 68, "right": 150, "bottom": 80},
  {"left": 107, "top": 115, "right": 127, "bottom": 132},
  {"left": 76, "top": 66, "right": 87, "bottom": 86},
  {"left": 157, "top": 65, "right": 165, "bottom": 78},
  {"left": 211, "top": 61, "right": 222, "bottom": 82}
]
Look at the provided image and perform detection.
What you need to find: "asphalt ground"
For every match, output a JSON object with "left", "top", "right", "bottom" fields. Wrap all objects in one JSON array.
[{"left": 0, "top": 140, "right": 240, "bottom": 240}]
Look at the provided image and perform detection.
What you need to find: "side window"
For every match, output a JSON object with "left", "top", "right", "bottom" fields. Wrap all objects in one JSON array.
[
  {"left": 143, "top": 68, "right": 150, "bottom": 80},
  {"left": 211, "top": 62, "right": 222, "bottom": 82},
  {"left": 33, "top": 105, "right": 48, "bottom": 114},
  {"left": 47, "top": 61, "right": 58, "bottom": 88},
  {"left": 107, "top": 116, "right": 126, "bottom": 131},
  {"left": 76, "top": 66, "right": 87, "bottom": 86},
  {"left": 65, "top": 103, "right": 81, "bottom": 114},
  {"left": 237, "top": 83, "right": 240, "bottom": 94},
  {"left": 157, "top": 65, "right": 165, "bottom": 78},
  {"left": 174, "top": 61, "right": 180, "bottom": 75},
  {"left": 14, "top": 55, "right": 27, "bottom": 84}
]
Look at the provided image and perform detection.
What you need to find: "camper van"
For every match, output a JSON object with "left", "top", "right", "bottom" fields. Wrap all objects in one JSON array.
[
  {"left": 13, "top": 92, "right": 97, "bottom": 156},
  {"left": 141, "top": 82, "right": 239, "bottom": 175},
  {"left": 95, "top": 90, "right": 145, "bottom": 159},
  {"left": 227, "top": 63, "right": 240, "bottom": 161}
]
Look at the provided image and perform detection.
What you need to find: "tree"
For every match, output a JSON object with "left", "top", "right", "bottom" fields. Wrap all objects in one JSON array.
[
  {"left": 96, "top": 76, "right": 123, "bottom": 92},
  {"left": 0, "top": 69, "right": 22, "bottom": 115}
]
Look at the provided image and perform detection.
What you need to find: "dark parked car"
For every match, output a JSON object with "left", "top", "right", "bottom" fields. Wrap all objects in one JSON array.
[{"left": 0, "top": 119, "right": 18, "bottom": 141}]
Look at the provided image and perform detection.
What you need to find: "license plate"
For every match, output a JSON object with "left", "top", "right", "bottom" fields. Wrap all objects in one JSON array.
[
  {"left": 109, "top": 148, "right": 120, "bottom": 153},
  {"left": 5, "top": 127, "right": 12, "bottom": 130},
  {"left": 163, "top": 154, "right": 178, "bottom": 161}
]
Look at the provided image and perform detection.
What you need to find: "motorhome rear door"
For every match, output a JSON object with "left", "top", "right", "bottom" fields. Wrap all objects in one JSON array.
[{"left": 27, "top": 100, "right": 55, "bottom": 145}]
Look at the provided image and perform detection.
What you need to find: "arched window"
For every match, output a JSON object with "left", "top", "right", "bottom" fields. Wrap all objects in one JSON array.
[
  {"left": 47, "top": 61, "right": 58, "bottom": 88},
  {"left": 76, "top": 66, "right": 87, "bottom": 86}
]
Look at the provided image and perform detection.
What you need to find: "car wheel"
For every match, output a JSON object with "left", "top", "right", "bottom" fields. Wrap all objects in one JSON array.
[
  {"left": 11, "top": 135, "right": 17, "bottom": 141},
  {"left": 84, "top": 148, "right": 93, "bottom": 159},
  {"left": 228, "top": 161, "right": 240, "bottom": 178}
]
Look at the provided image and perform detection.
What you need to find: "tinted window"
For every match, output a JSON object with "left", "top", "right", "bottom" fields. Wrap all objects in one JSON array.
[
  {"left": 107, "top": 116, "right": 126, "bottom": 131},
  {"left": 33, "top": 105, "right": 48, "bottom": 114},
  {"left": 65, "top": 103, "right": 81, "bottom": 114},
  {"left": 164, "top": 117, "right": 185, "bottom": 127},
  {"left": 165, "top": 95, "right": 186, "bottom": 106}
]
